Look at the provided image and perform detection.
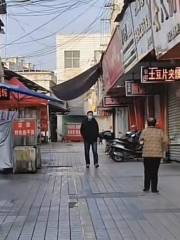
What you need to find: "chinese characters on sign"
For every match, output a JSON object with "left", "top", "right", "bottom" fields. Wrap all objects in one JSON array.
[
  {"left": 131, "top": 0, "right": 153, "bottom": 61},
  {"left": 103, "top": 96, "right": 132, "bottom": 107},
  {"left": 125, "top": 82, "right": 146, "bottom": 96},
  {"left": 141, "top": 67, "right": 180, "bottom": 83},
  {"left": 151, "top": 0, "right": 180, "bottom": 58},
  {"left": 13, "top": 120, "right": 36, "bottom": 136},
  {"left": 0, "top": 88, "right": 10, "bottom": 100}
]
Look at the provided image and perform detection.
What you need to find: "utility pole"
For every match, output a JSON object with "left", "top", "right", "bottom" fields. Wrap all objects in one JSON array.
[{"left": 0, "top": 0, "right": 6, "bottom": 83}]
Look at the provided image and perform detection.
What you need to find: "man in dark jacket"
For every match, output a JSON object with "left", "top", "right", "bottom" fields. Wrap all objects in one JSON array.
[{"left": 80, "top": 111, "right": 99, "bottom": 168}]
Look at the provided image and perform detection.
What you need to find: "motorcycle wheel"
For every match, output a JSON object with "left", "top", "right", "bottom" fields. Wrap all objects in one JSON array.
[{"left": 112, "top": 152, "right": 124, "bottom": 162}]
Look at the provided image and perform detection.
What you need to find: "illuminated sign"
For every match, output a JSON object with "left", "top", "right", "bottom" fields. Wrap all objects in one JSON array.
[{"left": 141, "top": 67, "right": 180, "bottom": 83}]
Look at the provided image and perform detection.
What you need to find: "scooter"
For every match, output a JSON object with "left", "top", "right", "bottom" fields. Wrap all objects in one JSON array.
[{"left": 110, "top": 131, "right": 142, "bottom": 162}]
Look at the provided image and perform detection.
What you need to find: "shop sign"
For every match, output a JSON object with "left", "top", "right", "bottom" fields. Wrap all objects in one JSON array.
[
  {"left": 103, "top": 96, "right": 131, "bottom": 107},
  {"left": 13, "top": 119, "right": 36, "bottom": 136},
  {"left": 120, "top": 6, "right": 138, "bottom": 72},
  {"left": 131, "top": 0, "right": 153, "bottom": 61},
  {"left": 102, "top": 27, "right": 124, "bottom": 93},
  {"left": 141, "top": 66, "right": 180, "bottom": 83},
  {"left": 0, "top": 88, "right": 10, "bottom": 100},
  {"left": 125, "top": 81, "right": 147, "bottom": 96},
  {"left": 151, "top": 0, "right": 180, "bottom": 58}
]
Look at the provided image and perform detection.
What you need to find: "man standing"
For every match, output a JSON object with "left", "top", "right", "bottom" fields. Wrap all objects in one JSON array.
[
  {"left": 140, "top": 118, "right": 168, "bottom": 193},
  {"left": 80, "top": 111, "right": 99, "bottom": 168}
]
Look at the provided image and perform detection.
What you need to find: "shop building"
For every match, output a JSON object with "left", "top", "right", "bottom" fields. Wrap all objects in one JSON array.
[{"left": 99, "top": 0, "right": 180, "bottom": 161}]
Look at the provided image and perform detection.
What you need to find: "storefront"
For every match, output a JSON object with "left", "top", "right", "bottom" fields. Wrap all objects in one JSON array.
[
  {"left": 102, "top": 95, "right": 131, "bottom": 137},
  {"left": 168, "top": 82, "right": 180, "bottom": 161},
  {"left": 150, "top": 0, "right": 180, "bottom": 160}
]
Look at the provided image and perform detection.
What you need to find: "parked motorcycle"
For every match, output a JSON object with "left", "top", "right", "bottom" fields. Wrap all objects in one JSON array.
[
  {"left": 109, "top": 131, "right": 142, "bottom": 162},
  {"left": 99, "top": 130, "right": 115, "bottom": 154}
]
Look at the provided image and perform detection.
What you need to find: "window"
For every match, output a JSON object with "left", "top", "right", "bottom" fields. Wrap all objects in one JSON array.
[{"left": 64, "top": 50, "right": 80, "bottom": 68}]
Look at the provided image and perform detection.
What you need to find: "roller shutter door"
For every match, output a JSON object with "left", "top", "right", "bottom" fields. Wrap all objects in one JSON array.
[{"left": 168, "top": 83, "right": 180, "bottom": 161}]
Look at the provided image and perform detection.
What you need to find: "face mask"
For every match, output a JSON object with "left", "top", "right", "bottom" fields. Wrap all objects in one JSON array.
[{"left": 88, "top": 115, "right": 93, "bottom": 120}]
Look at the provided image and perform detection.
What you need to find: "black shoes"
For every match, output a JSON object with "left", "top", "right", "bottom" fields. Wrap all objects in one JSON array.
[
  {"left": 143, "top": 188, "right": 149, "bottom": 192},
  {"left": 94, "top": 163, "right": 99, "bottom": 168},
  {"left": 86, "top": 163, "right": 99, "bottom": 168},
  {"left": 143, "top": 188, "right": 159, "bottom": 193},
  {"left": 152, "top": 190, "right": 159, "bottom": 193}
]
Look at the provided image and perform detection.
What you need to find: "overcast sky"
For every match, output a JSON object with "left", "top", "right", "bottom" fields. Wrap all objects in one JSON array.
[{"left": 1, "top": 0, "right": 110, "bottom": 70}]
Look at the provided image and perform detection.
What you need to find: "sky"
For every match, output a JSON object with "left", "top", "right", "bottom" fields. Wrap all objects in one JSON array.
[{"left": 1, "top": 0, "right": 111, "bottom": 70}]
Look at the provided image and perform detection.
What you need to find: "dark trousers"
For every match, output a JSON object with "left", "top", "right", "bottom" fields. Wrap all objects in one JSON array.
[
  {"left": 84, "top": 142, "right": 98, "bottom": 165},
  {"left": 144, "top": 158, "right": 161, "bottom": 191}
]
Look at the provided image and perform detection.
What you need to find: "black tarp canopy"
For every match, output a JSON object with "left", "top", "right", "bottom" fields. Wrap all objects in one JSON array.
[{"left": 52, "top": 63, "right": 101, "bottom": 101}]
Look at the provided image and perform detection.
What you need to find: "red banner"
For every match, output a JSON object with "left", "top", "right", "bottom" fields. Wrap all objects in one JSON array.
[
  {"left": 102, "top": 27, "right": 124, "bottom": 92},
  {"left": 41, "top": 107, "right": 48, "bottom": 132},
  {"left": 13, "top": 119, "right": 36, "bottom": 136}
]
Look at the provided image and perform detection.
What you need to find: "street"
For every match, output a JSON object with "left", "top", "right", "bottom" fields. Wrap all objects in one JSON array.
[{"left": 0, "top": 143, "right": 180, "bottom": 240}]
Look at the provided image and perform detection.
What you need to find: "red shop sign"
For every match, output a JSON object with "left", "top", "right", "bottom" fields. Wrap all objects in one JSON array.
[
  {"left": 102, "top": 27, "right": 124, "bottom": 92},
  {"left": 103, "top": 96, "right": 132, "bottom": 107},
  {"left": 141, "top": 66, "right": 180, "bottom": 83},
  {"left": 13, "top": 119, "right": 36, "bottom": 136}
]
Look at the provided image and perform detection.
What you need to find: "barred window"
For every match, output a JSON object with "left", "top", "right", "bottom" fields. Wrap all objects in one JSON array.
[{"left": 64, "top": 50, "right": 80, "bottom": 68}]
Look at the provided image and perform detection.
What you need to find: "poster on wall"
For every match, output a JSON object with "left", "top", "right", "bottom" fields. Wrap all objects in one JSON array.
[
  {"left": 131, "top": 0, "right": 153, "bottom": 61},
  {"left": 151, "top": 0, "right": 180, "bottom": 58},
  {"left": 120, "top": 6, "right": 138, "bottom": 73},
  {"left": 102, "top": 27, "right": 124, "bottom": 93}
]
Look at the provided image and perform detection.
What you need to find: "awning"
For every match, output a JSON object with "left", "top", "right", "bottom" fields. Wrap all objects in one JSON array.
[
  {"left": 52, "top": 63, "right": 101, "bottom": 100},
  {"left": 0, "top": 82, "right": 64, "bottom": 103}
]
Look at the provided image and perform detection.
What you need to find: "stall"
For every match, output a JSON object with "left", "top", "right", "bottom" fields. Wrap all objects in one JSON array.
[{"left": 0, "top": 77, "right": 66, "bottom": 173}]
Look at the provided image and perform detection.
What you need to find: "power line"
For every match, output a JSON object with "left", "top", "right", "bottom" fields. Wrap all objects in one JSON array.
[
  {"left": 6, "top": 0, "right": 98, "bottom": 46},
  {"left": 1, "top": 1, "right": 89, "bottom": 49}
]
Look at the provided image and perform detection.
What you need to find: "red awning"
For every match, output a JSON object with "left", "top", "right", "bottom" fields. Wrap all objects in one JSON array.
[{"left": 0, "top": 77, "right": 48, "bottom": 109}]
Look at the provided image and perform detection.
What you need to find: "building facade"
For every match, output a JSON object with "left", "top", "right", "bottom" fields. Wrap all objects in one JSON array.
[
  {"left": 3, "top": 57, "right": 57, "bottom": 91},
  {"left": 56, "top": 34, "right": 112, "bottom": 140},
  {"left": 99, "top": 0, "right": 180, "bottom": 161}
]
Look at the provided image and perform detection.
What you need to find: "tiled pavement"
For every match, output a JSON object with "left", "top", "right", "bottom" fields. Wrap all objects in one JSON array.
[{"left": 1, "top": 143, "right": 180, "bottom": 239}]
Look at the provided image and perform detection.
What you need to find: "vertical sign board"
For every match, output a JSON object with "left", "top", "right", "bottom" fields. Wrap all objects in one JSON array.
[
  {"left": 120, "top": 6, "right": 138, "bottom": 73},
  {"left": 151, "top": 0, "right": 180, "bottom": 58},
  {"left": 131, "top": 0, "right": 153, "bottom": 61},
  {"left": 102, "top": 27, "right": 124, "bottom": 93}
]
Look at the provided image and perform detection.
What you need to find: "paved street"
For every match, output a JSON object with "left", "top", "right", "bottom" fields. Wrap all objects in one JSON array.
[{"left": 1, "top": 143, "right": 180, "bottom": 239}]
